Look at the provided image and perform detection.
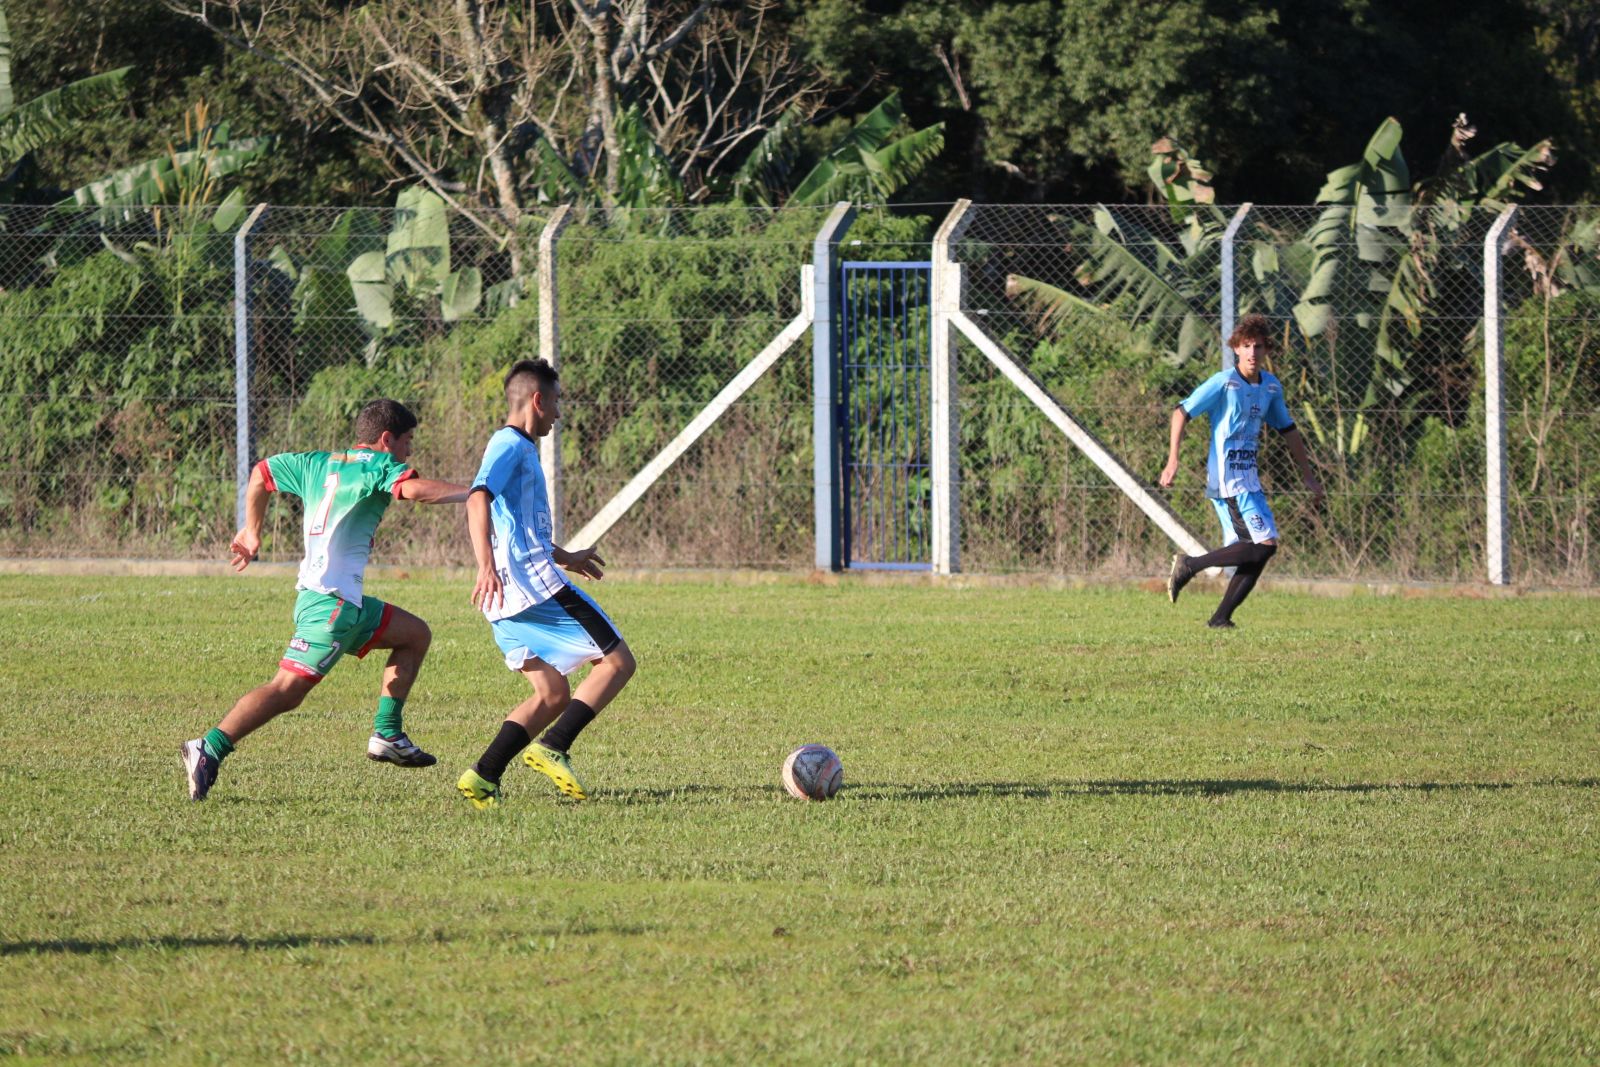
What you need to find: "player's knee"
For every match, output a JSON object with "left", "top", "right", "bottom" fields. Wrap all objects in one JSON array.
[
  {"left": 535, "top": 672, "right": 570, "bottom": 710},
  {"left": 608, "top": 642, "right": 637, "bottom": 683},
  {"left": 269, "top": 672, "right": 317, "bottom": 709},
  {"left": 396, "top": 617, "right": 431, "bottom": 655},
  {"left": 1258, "top": 541, "right": 1278, "bottom": 560}
]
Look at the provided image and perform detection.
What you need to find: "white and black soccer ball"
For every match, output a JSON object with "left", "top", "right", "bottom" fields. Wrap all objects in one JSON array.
[{"left": 781, "top": 744, "right": 843, "bottom": 800}]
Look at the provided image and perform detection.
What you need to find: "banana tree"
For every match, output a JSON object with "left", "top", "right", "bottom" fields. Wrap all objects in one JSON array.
[
  {"left": 1004, "top": 139, "right": 1226, "bottom": 367},
  {"left": 1289, "top": 116, "right": 1551, "bottom": 454},
  {"left": 0, "top": 1, "right": 131, "bottom": 199},
  {"left": 724, "top": 91, "right": 945, "bottom": 208},
  {"left": 0, "top": 7, "right": 272, "bottom": 276},
  {"left": 269, "top": 186, "right": 484, "bottom": 367}
]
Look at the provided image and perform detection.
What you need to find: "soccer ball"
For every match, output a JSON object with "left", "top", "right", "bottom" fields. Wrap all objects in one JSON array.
[{"left": 781, "top": 744, "right": 843, "bottom": 800}]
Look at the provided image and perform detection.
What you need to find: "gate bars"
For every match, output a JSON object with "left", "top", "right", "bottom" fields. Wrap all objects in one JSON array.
[{"left": 231, "top": 201, "right": 1529, "bottom": 583}]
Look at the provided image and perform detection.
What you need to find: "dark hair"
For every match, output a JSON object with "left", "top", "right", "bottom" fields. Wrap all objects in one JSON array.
[
  {"left": 1227, "top": 313, "right": 1276, "bottom": 351},
  {"left": 504, "top": 358, "right": 559, "bottom": 408},
  {"left": 354, "top": 398, "right": 419, "bottom": 444}
]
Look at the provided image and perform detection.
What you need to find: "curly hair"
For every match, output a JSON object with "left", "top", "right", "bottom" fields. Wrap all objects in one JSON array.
[{"left": 1226, "top": 313, "right": 1277, "bottom": 351}]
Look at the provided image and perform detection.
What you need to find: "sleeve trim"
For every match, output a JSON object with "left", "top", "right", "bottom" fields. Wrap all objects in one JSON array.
[
  {"left": 390, "top": 468, "right": 418, "bottom": 498},
  {"left": 255, "top": 459, "right": 277, "bottom": 493}
]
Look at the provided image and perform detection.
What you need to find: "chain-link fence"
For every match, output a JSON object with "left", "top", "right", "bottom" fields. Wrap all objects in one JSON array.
[
  {"left": 1, "top": 199, "right": 1594, "bottom": 584},
  {"left": 0, "top": 203, "right": 242, "bottom": 558}
]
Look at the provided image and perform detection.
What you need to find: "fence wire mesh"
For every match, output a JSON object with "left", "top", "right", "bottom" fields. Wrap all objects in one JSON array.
[
  {"left": 950, "top": 201, "right": 1597, "bottom": 584},
  {"left": 0, "top": 203, "right": 240, "bottom": 558},
  {"left": 555, "top": 203, "right": 834, "bottom": 567},
  {"left": 244, "top": 204, "right": 543, "bottom": 567},
  {"left": 1498, "top": 206, "right": 1600, "bottom": 584},
  {"left": 0, "top": 199, "right": 1594, "bottom": 584}
]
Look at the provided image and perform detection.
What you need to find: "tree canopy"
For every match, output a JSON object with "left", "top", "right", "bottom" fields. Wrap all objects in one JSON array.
[{"left": 2, "top": 0, "right": 1594, "bottom": 208}]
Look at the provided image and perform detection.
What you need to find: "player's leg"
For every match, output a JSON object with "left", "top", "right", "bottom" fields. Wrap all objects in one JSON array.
[
  {"left": 520, "top": 587, "right": 629, "bottom": 789},
  {"left": 1170, "top": 496, "right": 1276, "bottom": 607},
  {"left": 1207, "top": 493, "right": 1279, "bottom": 628},
  {"left": 547, "top": 639, "right": 636, "bottom": 750},
  {"left": 181, "top": 667, "right": 320, "bottom": 801},
  {"left": 458, "top": 660, "right": 569, "bottom": 808},
  {"left": 354, "top": 603, "right": 438, "bottom": 767},
  {"left": 1169, "top": 499, "right": 1238, "bottom": 604},
  {"left": 456, "top": 611, "right": 575, "bottom": 807}
]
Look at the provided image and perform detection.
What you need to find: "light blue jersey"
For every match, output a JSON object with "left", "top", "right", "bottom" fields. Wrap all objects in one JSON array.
[
  {"left": 1179, "top": 369, "right": 1294, "bottom": 498},
  {"left": 472, "top": 426, "right": 568, "bottom": 621}
]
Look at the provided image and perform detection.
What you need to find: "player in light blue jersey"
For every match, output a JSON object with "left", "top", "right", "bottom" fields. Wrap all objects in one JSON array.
[
  {"left": 1159, "top": 315, "right": 1323, "bottom": 628},
  {"left": 456, "top": 359, "right": 637, "bottom": 808}
]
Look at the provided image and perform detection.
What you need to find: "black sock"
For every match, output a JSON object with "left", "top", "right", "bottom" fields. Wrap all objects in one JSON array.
[
  {"left": 538, "top": 699, "right": 596, "bottom": 754},
  {"left": 1210, "top": 559, "right": 1269, "bottom": 624},
  {"left": 1188, "top": 540, "right": 1276, "bottom": 571},
  {"left": 474, "top": 720, "right": 531, "bottom": 783}
]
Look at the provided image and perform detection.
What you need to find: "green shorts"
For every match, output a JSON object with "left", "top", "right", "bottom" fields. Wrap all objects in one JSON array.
[{"left": 279, "top": 589, "right": 394, "bottom": 681}]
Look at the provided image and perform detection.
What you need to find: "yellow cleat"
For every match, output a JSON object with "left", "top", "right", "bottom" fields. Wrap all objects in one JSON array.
[
  {"left": 522, "top": 742, "right": 588, "bottom": 799},
  {"left": 455, "top": 768, "right": 500, "bottom": 810}
]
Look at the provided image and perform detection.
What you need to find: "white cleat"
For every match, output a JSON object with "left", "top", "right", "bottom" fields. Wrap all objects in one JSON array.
[{"left": 366, "top": 732, "right": 438, "bottom": 768}]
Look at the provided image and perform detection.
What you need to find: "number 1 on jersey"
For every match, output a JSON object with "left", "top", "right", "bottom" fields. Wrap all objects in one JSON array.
[{"left": 309, "top": 471, "right": 340, "bottom": 535}]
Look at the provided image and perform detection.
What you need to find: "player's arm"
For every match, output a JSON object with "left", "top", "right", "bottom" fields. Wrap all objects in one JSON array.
[
  {"left": 1279, "top": 426, "right": 1324, "bottom": 505},
  {"left": 1158, "top": 406, "right": 1190, "bottom": 488},
  {"left": 466, "top": 488, "right": 503, "bottom": 610},
  {"left": 553, "top": 544, "right": 606, "bottom": 581},
  {"left": 229, "top": 462, "right": 272, "bottom": 571},
  {"left": 395, "top": 477, "right": 470, "bottom": 504}
]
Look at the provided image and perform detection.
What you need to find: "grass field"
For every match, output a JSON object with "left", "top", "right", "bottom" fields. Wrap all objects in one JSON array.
[{"left": 2, "top": 571, "right": 1598, "bottom": 1064}]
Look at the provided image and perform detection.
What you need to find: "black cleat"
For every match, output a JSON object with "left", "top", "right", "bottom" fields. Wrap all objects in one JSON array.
[{"left": 1167, "top": 554, "right": 1195, "bottom": 604}]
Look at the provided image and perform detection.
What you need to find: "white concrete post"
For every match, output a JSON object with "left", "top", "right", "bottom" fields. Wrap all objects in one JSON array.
[
  {"left": 1483, "top": 205, "right": 1517, "bottom": 585},
  {"left": 1219, "top": 203, "right": 1251, "bottom": 371},
  {"left": 538, "top": 203, "right": 574, "bottom": 542},
  {"left": 812, "top": 202, "right": 857, "bottom": 571},
  {"left": 930, "top": 199, "right": 974, "bottom": 575},
  {"left": 234, "top": 202, "right": 269, "bottom": 529}
]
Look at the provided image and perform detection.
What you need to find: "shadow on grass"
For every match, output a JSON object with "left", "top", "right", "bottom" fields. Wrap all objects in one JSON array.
[
  {"left": 853, "top": 777, "right": 1600, "bottom": 801},
  {"left": 594, "top": 778, "right": 1600, "bottom": 806},
  {"left": 0, "top": 933, "right": 383, "bottom": 957}
]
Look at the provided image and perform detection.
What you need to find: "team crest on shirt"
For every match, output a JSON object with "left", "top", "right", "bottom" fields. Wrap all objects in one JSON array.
[{"left": 289, "top": 637, "right": 311, "bottom": 652}]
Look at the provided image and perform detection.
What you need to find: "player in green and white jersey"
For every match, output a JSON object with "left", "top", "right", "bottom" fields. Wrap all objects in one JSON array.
[{"left": 180, "top": 399, "right": 469, "bottom": 801}]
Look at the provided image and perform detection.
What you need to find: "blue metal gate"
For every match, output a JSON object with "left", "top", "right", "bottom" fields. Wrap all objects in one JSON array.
[{"left": 838, "top": 261, "right": 933, "bottom": 570}]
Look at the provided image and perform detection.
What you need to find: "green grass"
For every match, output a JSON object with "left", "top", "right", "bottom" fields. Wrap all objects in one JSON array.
[{"left": 2, "top": 572, "right": 1598, "bottom": 1064}]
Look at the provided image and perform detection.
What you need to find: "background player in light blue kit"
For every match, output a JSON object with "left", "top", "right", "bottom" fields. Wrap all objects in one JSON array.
[
  {"left": 456, "top": 358, "right": 637, "bottom": 808},
  {"left": 1159, "top": 314, "right": 1323, "bottom": 628}
]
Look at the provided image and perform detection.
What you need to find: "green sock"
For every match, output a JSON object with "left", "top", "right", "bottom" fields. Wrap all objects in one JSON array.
[
  {"left": 202, "top": 727, "right": 235, "bottom": 763},
  {"left": 374, "top": 696, "right": 405, "bottom": 738}
]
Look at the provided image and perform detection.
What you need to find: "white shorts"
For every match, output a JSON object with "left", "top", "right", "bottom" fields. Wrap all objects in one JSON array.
[{"left": 490, "top": 585, "right": 622, "bottom": 675}]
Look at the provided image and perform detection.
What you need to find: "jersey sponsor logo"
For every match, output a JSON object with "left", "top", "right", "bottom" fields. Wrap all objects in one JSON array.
[{"left": 289, "top": 637, "right": 311, "bottom": 652}]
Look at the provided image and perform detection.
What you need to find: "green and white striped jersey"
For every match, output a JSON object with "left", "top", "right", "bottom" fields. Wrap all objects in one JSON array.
[{"left": 259, "top": 448, "right": 415, "bottom": 607}]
